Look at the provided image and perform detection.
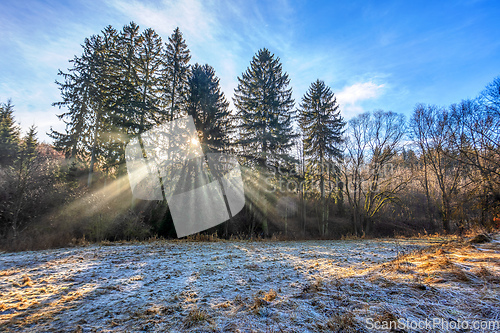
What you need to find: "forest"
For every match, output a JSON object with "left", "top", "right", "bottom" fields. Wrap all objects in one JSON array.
[{"left": 1, "top": 23, "right": 499, "bottom": 251}]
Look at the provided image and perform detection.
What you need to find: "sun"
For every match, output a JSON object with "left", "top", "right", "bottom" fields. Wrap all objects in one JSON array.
[{"left": 190, "top": 137, "right": 200, "bottom": 145}]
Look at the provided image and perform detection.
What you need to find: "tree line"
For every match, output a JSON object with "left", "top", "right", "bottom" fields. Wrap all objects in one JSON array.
[{"left": 1, "top": 22, "right": 499, "bottom": 248}]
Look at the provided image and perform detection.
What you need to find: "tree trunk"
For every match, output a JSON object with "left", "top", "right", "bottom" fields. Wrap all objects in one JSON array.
[
  {"left": 442, "top": 195, "right": 451, "bottom": 233},
  {"left": 423, "top": 155, "right": 433, "bottom": 227},
  {"left": 88, "top": 112, "right": 100, "bottom": 187},
  {"left": 301, "top": 183, "right": 307, "bottom": 234}
]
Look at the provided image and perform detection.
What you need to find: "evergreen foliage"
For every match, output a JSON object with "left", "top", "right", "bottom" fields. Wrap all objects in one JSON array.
[
  {"left": 163, "top": 27, "right": 191, "bottom": 121},
  {"left": 187, "top": 64, "right": 232, "bottom": 153},
  {"left": 299, "top": 79, "right": 344, "bottom": 180},
  {"left": 234, "top": 48, "right": 296, "bottom": 166},
  {"left": 299, "top": 79, "right": 345, "bottom": 235},
  {"left": 50, "top": 24, "right": 192, "bottom": 185},
  {"left": 0, "top": 100, "right": 20, "bottom": 166}
]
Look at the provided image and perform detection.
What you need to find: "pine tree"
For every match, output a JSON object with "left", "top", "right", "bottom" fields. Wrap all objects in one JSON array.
[
  {"left": 113, "top": 22, "right": 142, "bottom": 136},
  {"left": 51, "top": 34, "right": 103, "bottom": 161},
  {"left": 163, "top": 27, "right": 191, "bottom": 121},
  {"left": 234, "top": 48, "right": 295, "bottom": 167},
  {"left": 0, "top": 100, "right": 20, "bottom": 166},
  {"left": 51, "top": 27, "right": 121, "bottom": 185},
  {"left": 136, "top": 28, "right": 165, "bottom": 127},
  {"left": 20, "top": 126, "right": 38, "bottom": 162},
  {"left": 11, "top": 125, "right": 38, "bottom": 237},
  {"left": 299, "top": 79, "right": 344, "bottom": 180},
  {"left": 234, "top": 48, "right": 296, "bottom": 236},
  {"left": 187, "top": 64, "right": 232, "bottom": 153},
  {"left": 299, "top": 79, "right": 345, "bottom": 235},
  {"left": 107, "top": 25, "right": 165, "bottom": 175},
  {"left": 90, "top": 27, "right": 123, "bottom": 182},
  {"left": 98, "top": 22, "right": 147, "bottom": 179}
]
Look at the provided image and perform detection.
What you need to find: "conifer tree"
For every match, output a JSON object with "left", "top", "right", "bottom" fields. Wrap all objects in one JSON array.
[
  {"left": 299, "top": 80, "right": 344, "bottom": 165},
  {"left": 107, "top": 25, "right": 165, "bottom": 175},
  {"left": 97, "top": 25, "right": 128, "bottom": 176},
  {"left": 0, "top": 100, "right": 20, "bottom": 166},
  {"left": 234, "top": 48, "right": 295, "bottom": 235},
  {"left": 51, "top": 29, "right": 118, "bottom": 186},
  {"left": 50, "top": 36, "right": 96, "bottom": 162},
  {"left": 136, "top": 28, "right": 165, "bottom": 127},
  {"left": 163, "top": 27, "right": 191, "bottom": 121},
  {"left": 11, "top": 126, "right": 38, "bottom": 237},
  {"left": 299, "top": 79, "right": 345, "bottom": 235},
  {"left": 234, "top": 48, "right": 295, "bottom": 166},
  {"left": 186, "top": 64, "right": 231, "bottom": 153},
  {"left": 113, "top": 22, "right": 142, "bottom": 136}
]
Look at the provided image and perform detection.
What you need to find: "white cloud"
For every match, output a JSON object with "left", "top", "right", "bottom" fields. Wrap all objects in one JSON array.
[
  {"left": 336, "top": 82, "right": 385, "bottom": 118},
  {"left": 106, "top": 0, "right": 218, "bottom": 42}
]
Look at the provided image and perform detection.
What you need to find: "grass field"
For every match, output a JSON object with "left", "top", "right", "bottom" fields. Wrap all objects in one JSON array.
[{"left": 1, "top": 235, "right": 499, "bottom": 332}]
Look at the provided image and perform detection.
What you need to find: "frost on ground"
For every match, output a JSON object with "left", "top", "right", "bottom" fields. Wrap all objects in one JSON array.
[{"left": 1, "top": 236, "right": 499, "bottom": 332}]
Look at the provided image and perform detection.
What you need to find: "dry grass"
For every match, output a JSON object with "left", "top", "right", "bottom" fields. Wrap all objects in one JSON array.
[
  {"left": 0, "top": 286, "right": 94, "bottom": 329},
  {"left": 213, "top": 300, "right": 232, "bottom": 309},
  {"left": 326, "top": 312, "right": 359, "bottom": 332},
  {"left": 174, "top": 232, "right": 225, "bottom": 243},
  {"left": 11, "top": 275, "right": 33, "bottom": 288},
  {"left": 183, "top": 308, "right": 211, "bottom": 328},
  {"left": 244, "top": 263, "right": 260, "bottom": 270},
  {"left": 301, "top": 277, "right": 325, "bottom": 294},
  {"left": 129, "top": 275, "right": 143, "bottom": 281},
  {"left": 376, "top": 237, "right": 500, "bottom": 285},
  {"left": 0, "top": 269, "right": 19, "bottom": 277},
  {"left": 373, "top": 309, "right": 398, "bottom": 323},
  {"left": 263, "top": 289, "right": 278, "bottom": 302}
]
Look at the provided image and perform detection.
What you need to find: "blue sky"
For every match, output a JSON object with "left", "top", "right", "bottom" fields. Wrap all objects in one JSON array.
[{"left": 1, "top": 0, "right": 499, "bottom": 142}]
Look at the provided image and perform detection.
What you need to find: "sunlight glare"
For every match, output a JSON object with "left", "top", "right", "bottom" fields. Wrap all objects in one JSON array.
[{"left": 190, "top": 137, "right": 200, "bottom": 145}]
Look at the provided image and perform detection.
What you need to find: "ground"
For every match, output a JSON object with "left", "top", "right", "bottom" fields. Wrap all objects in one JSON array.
[{"left": 1, "top": 236, "right": 499, "bottom": 332}]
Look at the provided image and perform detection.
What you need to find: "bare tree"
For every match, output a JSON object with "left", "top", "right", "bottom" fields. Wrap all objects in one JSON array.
[
  {"left": 449, "top": 98, "right": 500, "bottom": 225},
  {"left": 411, "top": 104, "right": 465, "bottom": 233},
  {"left": 343, "top": 111, "right": 408, "bottom": 235}
]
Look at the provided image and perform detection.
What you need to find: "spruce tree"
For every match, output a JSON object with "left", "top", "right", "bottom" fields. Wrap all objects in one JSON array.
[
  {"left": 163, "top": 27, "right": 191, "bottom": 121},
  {"left": 234, "top": 48, "right": 295, "bottom": 167},
  {"left": 186, "top": 64, "right": 232, "bottom": 153},
  {"left": 11, "top": 125, "right": 38, "bottom": 237},
  {"left": 234, "top": 48, "right": 295, "bottom": 235},
  {"left": 51, "top": 29, "right": 118, "bottom": 186},
  {"left": 299, "top": 79, "right": 345, "bottom": 235},
  {"left": 0, "top": 100, "right": 20, "bottom": 166},
  {"left": 299, "top": 79, "right": 344, "bottom": 169},
  {"left": 136, "top": 28, "right": 165, "bottom": 127},
  {"left": 187, "top": 64, "right": 234, "bottom": 237},
  {"left": 107, "top": 25, "right": 165, "bottom": 175},
  {"left": 113, "top": 22, "right": 142, "bottom": 136}
]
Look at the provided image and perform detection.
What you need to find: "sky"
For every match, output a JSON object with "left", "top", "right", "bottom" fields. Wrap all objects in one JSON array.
[{"left": 1, "top": 0, "right": 500, "bottom": 142}]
